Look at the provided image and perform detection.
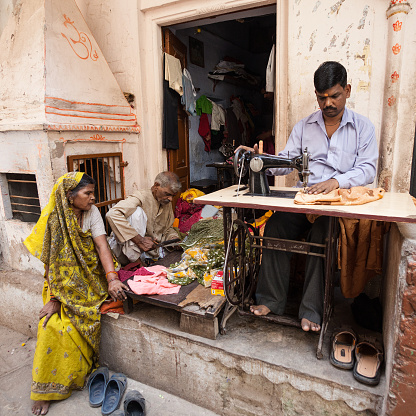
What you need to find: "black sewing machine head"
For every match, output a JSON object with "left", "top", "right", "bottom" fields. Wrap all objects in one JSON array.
[{"left": 233, "top": 148, "right": 311, "bottom": 196}]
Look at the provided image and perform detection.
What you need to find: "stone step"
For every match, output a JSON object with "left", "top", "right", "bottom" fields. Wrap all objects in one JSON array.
[{"left": 0, "top": 270, "right": 386, "bottom": 415}]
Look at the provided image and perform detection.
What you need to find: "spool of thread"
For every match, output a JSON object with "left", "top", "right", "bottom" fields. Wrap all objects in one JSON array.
[{"left": 258, "top": 140, "right": 263, "bottom": 154}]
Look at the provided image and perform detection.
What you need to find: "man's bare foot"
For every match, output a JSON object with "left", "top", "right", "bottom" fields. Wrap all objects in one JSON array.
[
  {"left": 301, "top": 318, "right": 321, "bottom": 332},
  {"left": 250, "top": 305, "right": 271, "bottom": 316},
  {"left": 32, "top": 400, "right": 50, "bottom": 415}
]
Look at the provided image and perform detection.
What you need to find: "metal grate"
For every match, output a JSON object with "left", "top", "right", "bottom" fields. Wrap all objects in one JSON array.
[
  {"left": 6, "top": 173, "right": 41, "bottom": 222},
  {"left": 67, "top": 153, "right": 126, "bottom": 231}
]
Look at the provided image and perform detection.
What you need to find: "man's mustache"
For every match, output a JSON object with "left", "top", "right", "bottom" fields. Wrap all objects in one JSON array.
[{"left": 324, "top": 107, "right": 337, "bottom": 111}]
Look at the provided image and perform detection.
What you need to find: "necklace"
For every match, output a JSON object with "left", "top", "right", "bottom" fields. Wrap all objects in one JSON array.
[{"left": 324, "top": 120, "right": 341, "bottom": 127}]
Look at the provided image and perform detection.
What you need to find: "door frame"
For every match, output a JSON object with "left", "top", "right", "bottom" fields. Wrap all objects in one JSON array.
[{"left": 137, "top": 0, "right": 286, "bottom": 183}]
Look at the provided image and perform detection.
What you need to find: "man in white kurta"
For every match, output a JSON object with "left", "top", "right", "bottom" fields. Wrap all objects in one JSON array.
[{"left": 106, "top": 171, "right": 182, "bottom": 265}]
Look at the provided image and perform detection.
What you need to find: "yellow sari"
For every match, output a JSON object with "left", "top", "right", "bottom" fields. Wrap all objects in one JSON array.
[{"left": 24, "top": 172, "right": 108, "bottom": 401}]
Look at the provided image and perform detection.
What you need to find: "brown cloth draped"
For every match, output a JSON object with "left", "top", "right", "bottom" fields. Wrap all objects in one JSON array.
[{"left": 299, "top": 186, "right": 389, "bottom": 298}]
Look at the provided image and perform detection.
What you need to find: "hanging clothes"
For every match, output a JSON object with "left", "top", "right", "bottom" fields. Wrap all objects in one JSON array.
[
  {"left": 196, "top": 95, "right": 213, "bottom": 116},
  {"left": 181, "top": 68, "right": 197, "bottom": 116},
  {"left": 266, "top": 44, "right": 275, "bottom": 93},
  {"left": 198, "top": 113, "right": 211, "bottom": 152},
  {"left": 164, "top": 52, "right": 183, "bottom": 96},
  {"left": 209, "top": 100, "right": 226, "bottom": 131},
  {"left": 162, "top": 78, "right": 180, "bottom": 149}
]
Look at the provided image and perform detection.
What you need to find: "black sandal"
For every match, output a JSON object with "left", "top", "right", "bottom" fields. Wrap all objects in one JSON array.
[{"left": 124, "top": 390, "right": 146, "bottom": 416}]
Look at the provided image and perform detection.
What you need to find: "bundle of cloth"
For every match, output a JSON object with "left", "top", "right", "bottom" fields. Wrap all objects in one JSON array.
[
  {"left": 124, "top": 265, "right": 181, "bottom": 296},
  {"left": 174, "top": 188, "right": 205, "bottom": 233}
]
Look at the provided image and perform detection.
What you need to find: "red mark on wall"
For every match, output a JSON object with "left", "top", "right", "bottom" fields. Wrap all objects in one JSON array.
[
  {"left": 390, "top": 0, "right": 407, "bottom": 4},
  {"left": 391, "top": 71, "right": 399, "bottom": 83},
  {"left": 90, "top": 134, "right": 105, "bottom": 140},
  {"left": 392, "top": 43, "right": 401, "bottom": 55},
  {"left": 61, "top": 14, "right": 98, "bottom": 61},
  {"left": 393, "top": 20, "right": 402, "bottom": 32},
  {"left": 388, "top": 96, "right": 396, "bottom": 106}
]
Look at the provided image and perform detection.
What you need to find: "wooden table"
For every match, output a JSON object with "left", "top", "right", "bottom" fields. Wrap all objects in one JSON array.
[
  {"left": 122, "top": 251, "right": 226, "bottom": 340},
  {"left": 194, "top": 185, "right": 416, "bottom": 357}
]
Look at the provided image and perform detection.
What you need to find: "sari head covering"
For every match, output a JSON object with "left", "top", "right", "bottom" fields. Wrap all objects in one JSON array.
[{"left": 24, "top": 172, "right": 108, "bottom": 358}]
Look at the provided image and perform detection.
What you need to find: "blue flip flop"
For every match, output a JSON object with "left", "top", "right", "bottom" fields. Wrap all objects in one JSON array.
[
  {"left": 124, "top": 390, "right": 146, "bottom": 415},
  {"left": 101, "top": 373, "right": 127, "bottom": 415},
  {"left": 88, "top": 367, "right": 109, "bottom": 407}
]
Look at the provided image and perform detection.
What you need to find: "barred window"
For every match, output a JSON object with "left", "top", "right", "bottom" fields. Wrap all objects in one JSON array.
[
  {"left": 5, "top": 173, "right": 41, "bottom": 222},
  {"left": 67, "top": 153, "right": 127, "bottom": 231}
]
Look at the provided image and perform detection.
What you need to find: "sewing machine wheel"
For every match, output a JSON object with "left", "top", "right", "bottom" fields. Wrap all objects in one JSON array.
[
  {"left": 223, "top": 219, "right": 260, "bottom": 306},
  {"left": 233, "top": 148, "right": 249, "bottom": 179}
]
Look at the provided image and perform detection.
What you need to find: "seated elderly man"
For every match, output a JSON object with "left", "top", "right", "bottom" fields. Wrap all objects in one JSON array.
[{"left": 106, "top": 171, "right": 182, "bottom": 265}]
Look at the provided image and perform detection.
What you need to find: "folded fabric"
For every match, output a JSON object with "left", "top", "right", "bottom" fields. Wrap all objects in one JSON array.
[
  {"left": 100, "top": 300, "right": 125, "bottom": 315},
  {"left": 127, "top": 276, "right": 180, "bottom": 296},
  {"left": 118, "top": 267, "right": 154, "bottom": 283},
  {"left": 294, "top": 186, "right": 385, "bottom": 205}
]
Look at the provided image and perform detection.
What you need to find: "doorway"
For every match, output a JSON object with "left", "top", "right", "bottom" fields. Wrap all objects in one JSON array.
[{"left": 163, "top": 5, "right": 277, "bottom": 192}]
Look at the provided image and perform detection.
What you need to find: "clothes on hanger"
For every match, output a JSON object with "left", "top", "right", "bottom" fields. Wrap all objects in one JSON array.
[
  {"left": 266, "top": 44, "right": 275, "bottom": 93},
  {"left": 164, "top": 52, "right": 183, "bottom": 96},
  {"left": 182, "top": 68, "right": 197, "bottom": 116}
]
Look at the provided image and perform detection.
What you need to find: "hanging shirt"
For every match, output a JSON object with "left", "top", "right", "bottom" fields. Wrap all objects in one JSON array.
[
  {"left": 209, "top": 100, "right": 226, "bottom": 131},
  {"left": 164, "top": 52, "right": 183, "bottom": 96},
  {"left": 267, "top": 107, "right": 378, "bottom": 189},
  {"left": 266, "top": 44, "right": 275, "bottom": 93},
  {"left": 181, "top": 68, "right": 197, "bottom": 116},
  {"left": 196, "top": 95, "right": 213, "bottom": 115}
]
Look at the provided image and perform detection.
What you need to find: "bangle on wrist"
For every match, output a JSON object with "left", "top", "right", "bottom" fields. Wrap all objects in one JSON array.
[
  {"left": 106, "top": 271, "right": 118, "bottom": 280},
  {"left": 50, "top": 296, "right": 60, "bottom": 303},
  {"left": 107, "top": 278, "right": 119, "bottom": 284}
]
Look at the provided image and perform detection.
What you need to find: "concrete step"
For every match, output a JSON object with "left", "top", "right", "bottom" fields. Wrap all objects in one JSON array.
[{"left": 0, "top": 270, "right": 386, "bottom": 415}]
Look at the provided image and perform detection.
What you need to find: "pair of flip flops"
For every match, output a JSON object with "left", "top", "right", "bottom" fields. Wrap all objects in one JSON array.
[
  {"left": 88, "top": 367, "right": 146, "bottom": 415},
  {"left": 330, "top": 328, "right": 383, "bottom": 386}
]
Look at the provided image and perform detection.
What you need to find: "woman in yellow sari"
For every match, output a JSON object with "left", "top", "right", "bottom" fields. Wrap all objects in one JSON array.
[{"left": 24, "top": 172, "right": 128, "bottom": 415}]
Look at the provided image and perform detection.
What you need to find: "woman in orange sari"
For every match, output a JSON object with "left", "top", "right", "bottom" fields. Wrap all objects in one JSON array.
[{"left": 24, "top": 172, "right": 128, "bottom": 415}]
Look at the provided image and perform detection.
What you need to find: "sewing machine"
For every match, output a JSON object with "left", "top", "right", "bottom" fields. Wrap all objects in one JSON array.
[{"left": 233, "top": 148, "right": 311, "bottom": 195}]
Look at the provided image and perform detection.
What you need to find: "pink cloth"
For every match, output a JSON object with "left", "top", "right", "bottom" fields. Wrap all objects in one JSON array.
[{"left": 127, "top": 265, "right": 181, "bottom": 295}]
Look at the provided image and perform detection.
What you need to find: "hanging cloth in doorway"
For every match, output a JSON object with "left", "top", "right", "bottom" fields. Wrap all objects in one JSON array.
[
  {"left": 266, "top": 44, "right": 275, "bottom": 93},
  {"left": 196, "top": 95, "right": 212, "bottom": 116},
  {"left": 163, "top": 56, "right": 180, "bottom": 149},
  {"left": 164, "top": 52, "right": 183, "bottom": 96},
  {"left": 182, "top": 68, "right": 197, "bottom": 116},
  {"left": 198, "top": 113, "right": 211, "bottom": 152}
]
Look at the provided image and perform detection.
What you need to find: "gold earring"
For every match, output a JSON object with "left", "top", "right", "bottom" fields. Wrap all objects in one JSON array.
[{"left": 69, "top": 199, "right": 73, "bottom": 205}]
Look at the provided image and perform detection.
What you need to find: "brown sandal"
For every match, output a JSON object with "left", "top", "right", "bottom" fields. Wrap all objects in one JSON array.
[
  {"left": 330, "top": 328, "right": 357, "bottom": 370},
  {"left": 353, "top": 337, "right": 383, "bottom": 386}
]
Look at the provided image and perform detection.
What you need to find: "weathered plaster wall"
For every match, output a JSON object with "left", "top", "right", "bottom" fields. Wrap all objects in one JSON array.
[
  {"left": 48, "top": 131, "right": 143, "bottom": 194},
  {"left": 0, "top": 131, "right": 52, "bottom": 273},
  {"left": 75, "top": 0, "right": 163, "bottom": 193},
  {"left": 0, "top": 0, "right": 46, "bottom": 127},
  {"left": 286, "top": 0, "right": 416, "bottom": 192}
]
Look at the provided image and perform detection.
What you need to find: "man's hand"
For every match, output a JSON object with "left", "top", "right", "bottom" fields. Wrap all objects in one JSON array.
[
  {"left": 307, "top": 178, "right": 339, "bottom": 195},
  {"left": 131, "top": 234, "right": 156, "bottom": 252},
  {"left": 40, "top": 300, "right": 61, "bottom": 328}
]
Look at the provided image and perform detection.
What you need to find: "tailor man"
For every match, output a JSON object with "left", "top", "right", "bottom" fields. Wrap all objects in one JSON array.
[{"left": 237, "top": 61, "right": 378, "bottom": 332}]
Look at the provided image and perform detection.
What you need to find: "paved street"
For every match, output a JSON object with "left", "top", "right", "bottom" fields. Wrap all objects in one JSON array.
[{"left": 0, "top": 325, "right": 218, "bottom": 416}]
